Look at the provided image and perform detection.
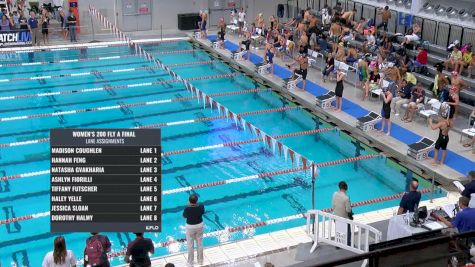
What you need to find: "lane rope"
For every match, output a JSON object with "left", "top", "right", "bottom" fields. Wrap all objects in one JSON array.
[
  {"left": 162, "top": 128, "right": 336, "bottom": 156},
  {"left": 0, "top": 102, "right": 289, "bottom": 148},
  {"left": 0, "top": 60, "right": 213, "bottom": 84},
  {"left": 0, "top": 154, "right": 390, "bottom": 226},
  {"left": 0, "top": 39, "right": 182, "bottom": 54},
  {"left": 0, "top": 73, "right": 240, "bottom": 122}
]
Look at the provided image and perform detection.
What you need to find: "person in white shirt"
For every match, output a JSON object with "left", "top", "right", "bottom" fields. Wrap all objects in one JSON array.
[
  {"left": 332, "top": 181, "right": 353, "bottom": 245},
  {"left": 42, "top": 236, "right": 77, "bottom": 267},
  {"left": 238, "top": 8, "right": 245, "bottom": 36}
]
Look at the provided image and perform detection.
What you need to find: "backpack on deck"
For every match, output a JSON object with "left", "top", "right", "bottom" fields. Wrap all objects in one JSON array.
[{"left": 85, "top": 237, "right": 104, "bottom": 266}]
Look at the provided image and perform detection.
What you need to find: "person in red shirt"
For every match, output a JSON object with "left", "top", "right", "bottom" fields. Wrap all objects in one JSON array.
[{"left": 410, "top": 45, "right": 428, "bottom": 72}]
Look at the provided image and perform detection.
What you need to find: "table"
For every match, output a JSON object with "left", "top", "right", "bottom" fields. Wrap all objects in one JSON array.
[{"left": 387, "top": 205, "right": 455, "bottom": 241}]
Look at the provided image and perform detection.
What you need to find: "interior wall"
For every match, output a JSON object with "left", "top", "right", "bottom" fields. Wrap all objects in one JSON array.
[{"left": 76, "top": 0, "right": 208, "bottom": 34}]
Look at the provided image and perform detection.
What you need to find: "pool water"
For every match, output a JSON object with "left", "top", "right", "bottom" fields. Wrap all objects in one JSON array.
[{"left": 0, "top": 40, "right": 444, "bottom": 266}]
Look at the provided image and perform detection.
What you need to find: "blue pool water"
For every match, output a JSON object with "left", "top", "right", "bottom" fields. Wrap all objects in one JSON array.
[{"left": 0, "top": 40, "right": 444, "bottom": 266}]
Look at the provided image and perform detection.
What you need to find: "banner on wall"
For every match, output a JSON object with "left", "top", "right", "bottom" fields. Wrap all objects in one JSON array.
[
  {"left": 398, "top": 12, "right": 412, "bottom": 27},
  {"left": 0, "top": 30, "right": 32, "bottom": 47}
]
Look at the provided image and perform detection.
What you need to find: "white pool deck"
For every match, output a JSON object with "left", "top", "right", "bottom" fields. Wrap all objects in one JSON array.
[{"left": 144, "top": 191, "right": 459, "bottom": 267}]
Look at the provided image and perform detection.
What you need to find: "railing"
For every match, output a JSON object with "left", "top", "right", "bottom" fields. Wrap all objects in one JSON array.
[{"left": 306, "top": 210, "right": 382, "bottom": 267}]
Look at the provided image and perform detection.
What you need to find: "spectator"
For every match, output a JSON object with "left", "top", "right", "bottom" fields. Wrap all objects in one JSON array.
[
  {"left": 322, "top": 53, "right": 335, "bottom": 83},
  {"left": 42, "top": 236, "right": 77, "bottom": 267},
  {"left": 401, "top": 23, "right": 421, "bottom": 46},
  {"left": 183, "top": 194, "right": 205, "bottom": 266},
  {"left": 84, "top": 233, "right": 111, "bottom": 267},
  {"left": 28, "top": 11, "right": 40, "bottom": 46},
  {"left": 333, "top": 2, "right": 343, "bottom": 17},
  {"left": 332, "top": 181, "right": 352, "bottom": 245},
  {"left": 321, "top": 4, "right": 332, "bottom": 25},
  {"left": 392, "top": 79, "right": 412, "bottom": 116},
  {"left": 200, "top": 10, "right": 208, "bottom": 39},
  {"left": 463, "top": 110, "right": 475, "bottom": 151},
  {"left": 435, "top": 197, "right": 475, "bottom": 233},
  {"left": 124, "top": 233, "right": 154, "bottom": 267},
  {"left": 364, "top": 68, "right": 381, "bottom": 100},
  {"left": 19, "top": 11, "right": 28, "bottom": 30},
  {"left": 334, "top": 68, "right": 345, "bottom": 112},
  {"left": 376, "top": 6, "right": 391, "bottom": 31},
  {"left": 12, "top": 10, "right": 19, "bottom": 29},
  {"left": 237, "top": 8, "right": 245, "bottom": 36},
  {"left": 67, "top": 11, "right": 77, "bottom": 42},
  {"left": 1, "top": 14, "right": 11, "bottom": 31},
  {"left": 461, "top": 171, "right": 475, "bottom": 207},
  {"left": 397, "top": 179, "right": 421, "bottom": 214},
  {"left": 345, "top": 45, "right": 357, "bottom": 65},
  {"left": 410, "top": 46, "right": 428, "bottom": 72},
  {"left": 445, "top": 45, "right": 463, "bottom": 72},
  {"left": 450, "top": 71, "right": 465, "bottom": 94},
  {"left": 429, "top": 114, "right": 450, "bottom": 166},
  {"left": 330, "top": 20, "right": 342, "bottom": 52},
  {"left": 380, "top": 88, "right": 393, "bottom": 136},
  {"left": 403, "top": 68, "right": 417, "bottom": 86},
  {"left": 459, "top": 46, "right": 474, "bottom": 77},
  {"left": 403, "top": 82, "right": 425, "bottom": 123}
]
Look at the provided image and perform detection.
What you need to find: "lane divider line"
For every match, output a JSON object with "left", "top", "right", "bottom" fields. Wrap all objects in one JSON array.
[
  {"left": 162, "top": 128, "right": 336, "bottom": 156},
  {"left": 0, "top": 60, "right": 213, "bottom": 85},
  {"left": 0, "top": 104, "right": 293, "bottom": 150},
  {"left": 0, "top": 73, "right": 240, "bottom": 121}
]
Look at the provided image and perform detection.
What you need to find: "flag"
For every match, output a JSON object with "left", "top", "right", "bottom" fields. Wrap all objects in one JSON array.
[
  {"left": 295, "top": 153, "right": 301, "bottom": 167},
  {"left": 232, "top": 112, "right": 238, "bottom": 126},
  {"left": 241, "top": 118, "right": 246, "bottom": 131},
  {"left": 265, "top": 135, "right": 271, "bottom": 149},
  {"left": 271, "top": 138, "right": 277, "bottom": 154},
  {"left": 283, "top": 145, "right": 288, "bottom": 161},
  {"left": 302, "top": 157, "right": 308, "bottom": 169},
  {"left": 289, "top": 149, "right": 295, "bottom": 164},
  {"left": 277, "top": 142, "right": 283, "bottom": 156},
  {"left": 246, "top": 122, "right": 252, "bottom": 134}
]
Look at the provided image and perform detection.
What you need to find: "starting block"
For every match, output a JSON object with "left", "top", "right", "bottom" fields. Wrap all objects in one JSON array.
[
  {"left": 212, "top": 41, "right": 224, "bottom": 49},
  {"left": 356, "top": 111, "right": 382, "bottom": 132},
  {"left": 407, "top": 137, "right": 435, "bottom": 161},
  {"left": 282, "top": 75, "right": 302, "bottom": 90},
  {"left": 194, "top": 31, "right": 201, "bottom": 39},
  {"left": 315, "top": 91, "right": 335, "bottom": 110},
  {"left": 233, "top": 51, "right": 245, "bottom": 60},
  {"left": 256, "top": 63, "right": 272, "bottom": 75}
]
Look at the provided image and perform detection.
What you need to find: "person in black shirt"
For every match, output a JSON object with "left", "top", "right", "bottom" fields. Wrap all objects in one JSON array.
[
  {"left": 124, "top": 233, "right": 154, "bottom": 267},
  {"left": 462, "top": 171, "right": 475, "bottom": 207},
  {"left": 397, "top": 179, "right": 421, "bottom": 214},
  {"left": 183, "top": 194, "right": 205, "bottom": 266},
  {"left": 67, "top": 11, "right": 77, "bottom": 42}
]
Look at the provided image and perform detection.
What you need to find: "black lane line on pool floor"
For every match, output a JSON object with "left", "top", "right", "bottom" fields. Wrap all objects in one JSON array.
[
  {"left": 0, "top": 87, "right": 187, "bottom": 113},
  {"left": 0, "top": 73, "right": 170, "bottom": 94}
]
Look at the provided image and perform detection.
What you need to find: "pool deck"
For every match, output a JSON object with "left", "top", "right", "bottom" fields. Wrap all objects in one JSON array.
[
  {"left": 189, "top": 33, "right": 474, "bottom": 189},
  {"left": 131, "top": 191, "right": 459, "bottom": 267}
]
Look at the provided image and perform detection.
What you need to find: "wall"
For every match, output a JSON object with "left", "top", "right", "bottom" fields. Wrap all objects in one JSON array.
[{"left": 74, "top": 0, "right": 208, "bottom": 34}]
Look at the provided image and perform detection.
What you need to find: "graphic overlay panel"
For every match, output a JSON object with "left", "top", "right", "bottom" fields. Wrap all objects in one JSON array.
[{"left": 50, "top": 129, "right": 161, "bottom": 232}]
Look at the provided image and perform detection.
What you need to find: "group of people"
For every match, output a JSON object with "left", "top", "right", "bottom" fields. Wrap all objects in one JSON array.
[
  {"left": 42, "top": 195, "right": 205, "bottom": 267},
  {"left": 204, "top": 2, "right": 472, "bottom": 163},
  {"left": 0, "top": 4, "right": 78, "bottom": 45}
]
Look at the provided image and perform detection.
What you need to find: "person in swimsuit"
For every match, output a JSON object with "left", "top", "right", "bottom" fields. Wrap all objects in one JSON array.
[
  {"left": 364, "top": 68, "right": 381, "bottom": 100},
  {"left": 287, "top": 54, "right": 308, "bottom": 90},
  {"left": 239, "top": 31, "right": 251, "bottom": 60},
  {"left": 200, "top": 11, "right": 208, "bottom": 39},
  {"left": 263, "top": 43, "right": 275, "bottom": 75},
  {"left": 380, "top": 88, "right": 393, "bottom": 136},
  {"left": 446, "top": 87, "right": 459, "bottom": 124},
  {"left": 358, "top": 59, "right": 368, "bottom": 88},
  {"left": 429, "top": 114, "right": 450, "bottom": 166},
  {"left": 330, "top": 20, "right": 342, "bottom": 52},
  {"left": 334, "top": 69, "right": 345, "bottom": 112},
  {"left": 217, "top": 17, "right": 226, "bottom": 48}
]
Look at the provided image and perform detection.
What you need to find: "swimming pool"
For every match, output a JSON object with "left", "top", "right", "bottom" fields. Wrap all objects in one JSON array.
[{"left": 0, "top": 40, "right": 444, "bottom": 266}]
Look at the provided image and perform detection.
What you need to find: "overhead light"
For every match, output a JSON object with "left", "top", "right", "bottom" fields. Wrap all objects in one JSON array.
[
  {"left": 435, "top": 5, "right": 446, "bottom": 15},
  {"left": 405, "top": 0, "right": 412, "bottom": 9},
  {"left": 396, "top": 0, "right": 404, "bottom": 6},
  {"left": 423, "top": 2, "right": 434, "bottom": 12},
  {"left": 471, "top": 10, "right": 475, "bottom": 20},
  {"left": 387, "top": 0, "right": 396, "bottom": 5},
  {"left": 446, "top": 7, "right": 458, "bottom": 19},
  {"left": 459, "top": 9, "right": 469, "bottom": 20}
]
